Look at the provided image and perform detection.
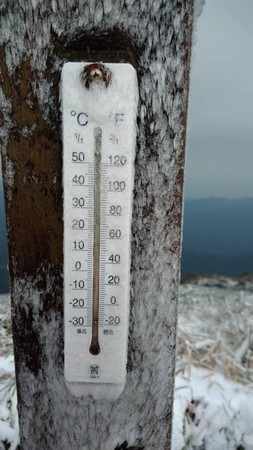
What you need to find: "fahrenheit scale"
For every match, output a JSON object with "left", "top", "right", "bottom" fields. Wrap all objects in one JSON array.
[{"left": 62, "top": 62, "right": 138, "bottom": 399}]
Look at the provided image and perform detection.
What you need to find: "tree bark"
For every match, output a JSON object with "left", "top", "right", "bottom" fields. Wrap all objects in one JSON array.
[{"left": 0, "top": 1, "right": 194, "bottom": 448}]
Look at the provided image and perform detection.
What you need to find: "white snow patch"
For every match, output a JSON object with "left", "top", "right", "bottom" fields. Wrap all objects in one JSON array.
[{"left": 173, "top": 366, "right": 253, "bottom": 450}]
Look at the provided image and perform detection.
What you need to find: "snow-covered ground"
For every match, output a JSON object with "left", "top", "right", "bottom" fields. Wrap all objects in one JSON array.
[
  {"left": 173, "top": 366, "right": 253, "bottom": 450},
  {"left": 1, "top": 276, "right": 253, "bottom": 449},
  {"left": 173, "top": 276, "right": 253, "bottom": 449},
  {"left": 0, "top": 293, "right": 19, "bottom": 450}
]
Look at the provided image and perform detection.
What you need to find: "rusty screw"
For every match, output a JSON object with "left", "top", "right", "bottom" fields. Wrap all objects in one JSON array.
[{"left": 80, "top": 63, "right": 112, "bottom": 89}]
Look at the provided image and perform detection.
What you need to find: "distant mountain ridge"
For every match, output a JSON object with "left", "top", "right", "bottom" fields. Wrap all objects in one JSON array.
[
  {"left": 1, "top": 188, "right": 253, "bottom": 291},
  {"left": 181, "top": 197, "right": 253, "bottom": 277}
]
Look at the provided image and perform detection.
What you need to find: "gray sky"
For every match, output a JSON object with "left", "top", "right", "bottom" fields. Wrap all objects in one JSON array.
[
  {"left": 1, "top": 1, "right": 253, "bottom": 199},
  {"left": 186, "top": 0, "right": 253, "bottom": 198}
]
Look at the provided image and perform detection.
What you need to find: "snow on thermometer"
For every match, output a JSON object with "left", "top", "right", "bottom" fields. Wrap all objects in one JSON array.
[{"left": 62, "top": 62, "right": 138, "bottom": 399}]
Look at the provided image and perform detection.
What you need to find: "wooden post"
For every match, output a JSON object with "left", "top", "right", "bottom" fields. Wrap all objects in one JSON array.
[{"left": 0, "top": 1, "right": 194, "bottom": 448}]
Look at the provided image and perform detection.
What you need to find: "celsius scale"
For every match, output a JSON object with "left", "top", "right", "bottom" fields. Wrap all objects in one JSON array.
[{"left": 62, "top": 62, "right": 138, "bottom": 399}]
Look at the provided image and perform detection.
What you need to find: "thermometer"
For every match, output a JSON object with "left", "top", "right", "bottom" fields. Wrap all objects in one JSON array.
[{"left": 62, "top": 62, "right": 138, "bottom": 399}]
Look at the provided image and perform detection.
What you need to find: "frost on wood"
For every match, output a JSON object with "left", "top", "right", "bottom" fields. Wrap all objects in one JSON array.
[{"left": 0, "top": 1, "right": 194, "bottom": 449}]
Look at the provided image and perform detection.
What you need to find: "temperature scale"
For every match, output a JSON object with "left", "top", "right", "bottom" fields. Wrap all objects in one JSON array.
[{"left": 62, "top": 62, "right": 138, "bottom": 399}]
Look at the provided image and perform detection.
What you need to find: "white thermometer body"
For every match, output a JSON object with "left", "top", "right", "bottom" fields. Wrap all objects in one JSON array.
[{"left": 62, "top": 62, "right": 138, "bottom": 398}]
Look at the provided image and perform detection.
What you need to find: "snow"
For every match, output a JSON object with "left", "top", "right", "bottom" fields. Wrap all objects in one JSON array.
[
  {"left": 173, "top": 366, "right": 253, "bottom": 450},
  {"left": 0, "top": 294, "right": 19, "bottom": 450},
  {"left": 1, "top": 278, "right": 253, "bottom": 449},
  {"left": 0, "top": 373, "right": 19, "bottom": 450}
]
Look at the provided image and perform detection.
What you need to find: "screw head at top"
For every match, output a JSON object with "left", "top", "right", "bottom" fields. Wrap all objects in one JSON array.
[{"left": 80, "top": 63, "right": 112, "bottom": 89}]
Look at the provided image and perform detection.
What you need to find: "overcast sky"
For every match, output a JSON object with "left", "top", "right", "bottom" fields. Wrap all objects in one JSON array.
[
  {"left": 1, "top": 1, "right": 253, "bottom": 199},
  {"left": 186, "top": 0, "right": 253, "bottom": 198}
]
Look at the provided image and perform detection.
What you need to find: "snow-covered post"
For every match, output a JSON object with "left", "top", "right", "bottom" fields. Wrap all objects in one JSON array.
[{"left": 0, "top": 1, "right": 194, "bottom": 448}]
